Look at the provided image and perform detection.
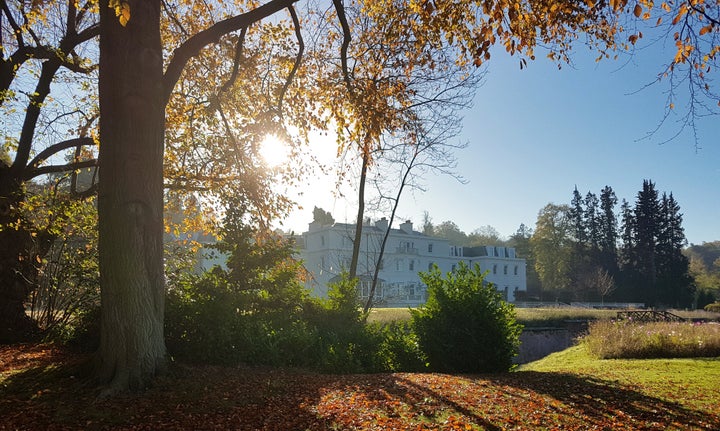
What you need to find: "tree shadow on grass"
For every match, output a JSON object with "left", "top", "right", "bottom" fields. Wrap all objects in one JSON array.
[
  {"left": 497, "top": 371, "right": 719, "bottom": 429},
  {"left": 3, "top": 344, "right": 719, "bottom": 430},
  {"left": 381, "top": 371, "right": 720, "bottom": 430}
]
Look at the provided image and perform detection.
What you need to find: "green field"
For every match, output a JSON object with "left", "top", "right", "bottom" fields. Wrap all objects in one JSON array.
[
  {"left": 520, "top": 343, "right": 720, "bottom": 413},
  {"left": 367, "top": 306, "right": 719, "bottom": 327}
]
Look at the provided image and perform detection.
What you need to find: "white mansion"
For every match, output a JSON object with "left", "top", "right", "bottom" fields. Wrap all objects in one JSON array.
[{"left": 295, "top": 218, "right": 527, "bottom": 307}]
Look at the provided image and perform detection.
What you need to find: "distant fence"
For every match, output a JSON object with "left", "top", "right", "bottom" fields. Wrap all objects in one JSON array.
[
  {"left": 514, "top": 301, "right": 645, "bottom": 309},
  {"left": 569, "top": 302, "right": 646, "bottom": 310},
  {"left": 616, "top": 310, "right": 687, "bottom": 322},
  {"left": 514, "top": 302, "right": 574, "bottom": 309}
]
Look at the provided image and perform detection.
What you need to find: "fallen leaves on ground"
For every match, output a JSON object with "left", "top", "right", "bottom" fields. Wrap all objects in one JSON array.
[{"left": 1, "top": 344, "right": 718, "bottom": 430}]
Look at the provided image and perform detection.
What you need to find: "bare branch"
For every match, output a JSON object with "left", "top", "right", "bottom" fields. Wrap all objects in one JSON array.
[
  {"left": 1, "top": 1, "right": 24, "bottom": 49},
  {"left": 218, "top": 27, "right": 248, "bottom": 97},
  {"left": 278, "top": 5, "right": 304, "bottom": 114},
  {"left": 332, "top": 0, "right": 354, "bottom": 95}
]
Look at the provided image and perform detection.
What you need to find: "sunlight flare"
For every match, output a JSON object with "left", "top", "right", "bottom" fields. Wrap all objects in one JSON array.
[{"left": 259, "top": 134, "right": 290, "bottom": 167}]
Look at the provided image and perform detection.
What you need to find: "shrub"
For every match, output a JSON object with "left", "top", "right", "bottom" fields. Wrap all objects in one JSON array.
[
  {"left": 165, "top": 268, "right": 246, "bottom": 364},
  {"left": 585, "top": 320, "right": 720, "bottom": 359},
  {"left": 411, "top": 262, "right": 522, "bottom": 373},
  {"left": 373, "top": 321, "right": 427, "bottom": 372},
  {"left": 705, "top": 302, "right": 720, "bottom": 313},
  {"left": 302, "top": 275, "right": 385, "bottom": 373}
]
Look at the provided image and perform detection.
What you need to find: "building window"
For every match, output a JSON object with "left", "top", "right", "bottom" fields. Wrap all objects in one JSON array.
[
  {"left": 409, "top": 259, "right": 415, "bottom": 271},
  {"left": 321, "top": 235, "right": 325, "bottom": 246},
  {"left": 427, "top": 262, "right": 433, "bottom": 271},
  {"left": 320, "top": 257, "right": 325, "bottom": 270},
  {"left": 493, "top": 264, "right": 497, "bottom": 274},
  {"left": 396, "top": 259, "right": 401, "bottom": 271},
  {"left": 451, "top": 264, "right": 457, "bottom": 272},
  {"left": 503, "top": 265, "right": 508, "bottom": 275},
  {"left": 514, "top": 265, "right": 518, "bottom": 275},
  {"left": 428, "top": 243, "right": 433, "bottom": 253}
]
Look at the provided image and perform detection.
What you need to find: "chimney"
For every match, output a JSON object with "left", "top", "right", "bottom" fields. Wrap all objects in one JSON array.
[
  {"left": 375, "top": 217, "right": 389, "bottom": 231},
  {"left": 399, "top": 220, "right": 413, "bottom": 234}
]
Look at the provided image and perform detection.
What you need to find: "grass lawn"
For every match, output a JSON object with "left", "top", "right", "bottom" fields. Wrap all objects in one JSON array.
[
  {"left": 519, "top": 343, "right": 720, "bottom": 413},
  {"left": 367, "top": 307, "right": 720, "bottom": 327},
  {"left": 2, "top": 343, "right": 719, "bottom": 430}
]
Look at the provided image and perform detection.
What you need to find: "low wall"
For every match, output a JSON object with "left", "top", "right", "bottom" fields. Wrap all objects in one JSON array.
[{"left": 515, "top": 328, "right": 574, "bottom": 364}]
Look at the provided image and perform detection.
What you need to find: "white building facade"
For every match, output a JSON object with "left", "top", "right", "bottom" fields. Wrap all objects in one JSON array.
[{"left": 296, "top": 218, "right": 527, "bottom": 307}]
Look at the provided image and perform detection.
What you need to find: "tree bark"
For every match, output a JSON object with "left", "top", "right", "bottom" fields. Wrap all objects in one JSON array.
[
  {"left": 95, "top": 0, "right": 166, "bottom": 392},
  {"left": 348, "top": 150, "right": 368, "bottom": 279},
  {"left": 0, "top": 175, "right": 40, "bottom": 343}
]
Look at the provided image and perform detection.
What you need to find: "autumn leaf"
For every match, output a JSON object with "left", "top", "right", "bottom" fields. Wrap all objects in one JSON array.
[{"left": 109, "top": 0, "right": 131, "bottom": 26}]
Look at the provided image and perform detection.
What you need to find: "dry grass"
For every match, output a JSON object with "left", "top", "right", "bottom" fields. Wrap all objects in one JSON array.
[{"left": 584, "top": 320, "right": 720, "bottom": 359}]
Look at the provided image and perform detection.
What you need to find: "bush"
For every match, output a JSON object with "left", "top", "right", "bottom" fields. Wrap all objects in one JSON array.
[
  {"left": 411, "top": 262, "right": 522, "bottom": 373},
  {"left": 705, "top": 302, "right": 720, "bottom": 313},
  {"left": 302, "top": 275, "right": 385, "bottom": 373},
  {"left": 373, "top": 321, "right": 427, "bottom": 372},
  {"left": 165, "top": 268, "right": 394, "bottom": 373},
  {"left": 584, "top": 320, "right": 720, "bottom": 359}
]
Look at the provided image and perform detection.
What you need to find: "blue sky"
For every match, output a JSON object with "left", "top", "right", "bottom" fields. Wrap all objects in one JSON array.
[{"left": 281, "top": 38, "right": 720, "bottom": 246}]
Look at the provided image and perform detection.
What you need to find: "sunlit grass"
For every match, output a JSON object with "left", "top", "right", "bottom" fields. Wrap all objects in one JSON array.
[
  {"left": 366, "top": 307, "right": 412, "bottom": 323},
  {"left": 368, "top": 306, "right": 719, "bottom": 327},
  {"left": 519, "top": 344, "right": 720, "bottom": 413}
]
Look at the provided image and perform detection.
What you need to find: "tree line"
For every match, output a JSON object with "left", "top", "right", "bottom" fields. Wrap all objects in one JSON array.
[{"left": 427, "top": 180, "right": 706, "bottom": 308}]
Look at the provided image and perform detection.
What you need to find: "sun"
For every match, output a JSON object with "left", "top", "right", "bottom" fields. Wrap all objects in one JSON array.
[{"left": 259, "top": 134, "right": 290, "bottom": 168}]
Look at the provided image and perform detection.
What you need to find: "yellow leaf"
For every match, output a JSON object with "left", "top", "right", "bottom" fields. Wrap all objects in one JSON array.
[
  {"left": 669, "top": 103, "right": 675, "bottom": 110},
  {"left": 119, "top": 2, "right": 131, "bottom": 26},
  {"left": 633, "top": 4, "right": 642, "bottom": 18},
  {"left": 109, "top": 0, "right": 131, "bottom": 26},
  {"left": 699, "top": 25, "right": 712, "bottom": 36}
]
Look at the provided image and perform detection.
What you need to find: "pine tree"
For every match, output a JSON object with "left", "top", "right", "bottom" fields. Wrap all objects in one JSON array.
[
  {"left": 598, "top": 186, "right": 619, "bottom": 278},
  {"left": 633, "top": 180, "right": 661, "bottom": 305},
  {"left": 585, "top": 191, "right": 600, "bottom": 251},
  {"left": 569, "top": 187, "right": 587, "bottom": 244},
  {"left": 657, "top": 193, "right": 693, "bottom": 307}
]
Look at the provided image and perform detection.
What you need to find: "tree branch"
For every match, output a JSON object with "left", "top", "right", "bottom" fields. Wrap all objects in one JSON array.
[
  {"left": 332, "top": 0, "right": 354, "bottom": 95},
  {"left": 218, "top": 26, "right": 248, "bottom": 96},
  {"left": 162, "top": 0, "right": 298, "bottom": 105},
  {"left": 24, "top": 159, "right": 98, "bottom": 181},
  {"left": 27, "top": 137, "right": 96, "bottom": 170},
  {"left": 278, "top": 5, "right": 304, "bottom": 114}
]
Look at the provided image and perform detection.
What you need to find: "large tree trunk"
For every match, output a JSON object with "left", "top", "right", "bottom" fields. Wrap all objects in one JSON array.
[
  {"left": 95, "top": 0, "right": 166, "bottom": 393},
  {"left": 0, "top": 173, "right": 40, "bottom": 343}
]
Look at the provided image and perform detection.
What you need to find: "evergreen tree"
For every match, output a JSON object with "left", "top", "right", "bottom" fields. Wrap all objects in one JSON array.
[
  {"left": 585, "top": 191, "right": 601, "bottom": 251},
  {"left": 598, "top": 186, "right": 619, "bottom": 279},
  {"left": 569, "top": 187, "right": 587, "bottom": 244},
  {"left": 598, "top": 187, "right": 618, "bottom": 259},
  {"left": 656, "top": 193, "right": 694, "bottom": 307},
  {"left": 508, "top": 224, "right": 540, "bottom": 298},
  {"left": 618, "top": 198, "right": 640, "bottom": 302},
  {"left": 633, "top": 180, "right": 661, "bottom": 304}
]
